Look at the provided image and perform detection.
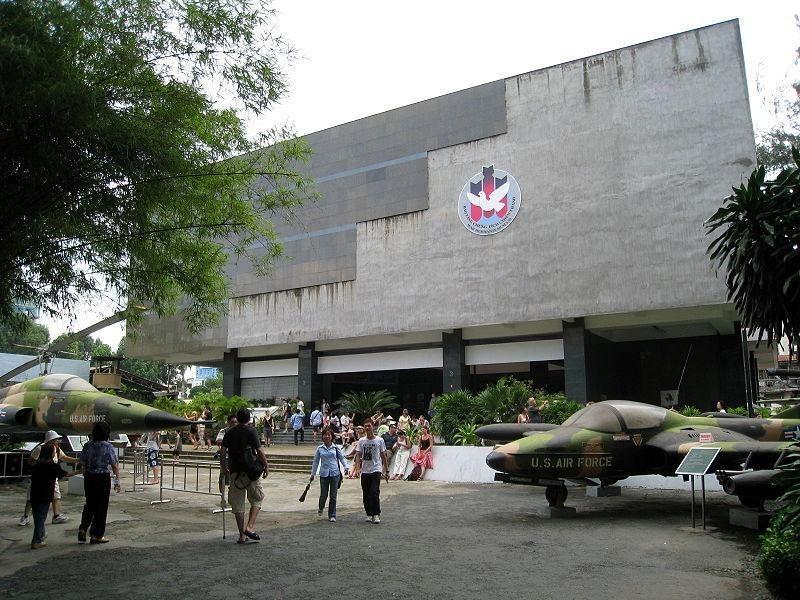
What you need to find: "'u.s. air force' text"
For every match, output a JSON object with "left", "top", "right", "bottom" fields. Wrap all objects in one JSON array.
[{"left": 532, "top": 455, "right": 613, "bottom": 468}]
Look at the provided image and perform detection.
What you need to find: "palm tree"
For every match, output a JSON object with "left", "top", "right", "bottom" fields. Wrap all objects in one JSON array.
[{"left": 336, "top": 389, "right": 399, "bottom": 421}]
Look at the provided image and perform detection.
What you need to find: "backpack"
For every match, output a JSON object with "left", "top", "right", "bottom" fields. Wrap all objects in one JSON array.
[
  {"left": 406, "top": 465, "right": 422, "bottom": 481},
  {"left": 235, "top": 446, "right": 264, "bottom": 486}
]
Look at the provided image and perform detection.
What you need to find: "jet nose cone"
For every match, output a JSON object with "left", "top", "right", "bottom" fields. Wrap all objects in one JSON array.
[
  {"left": 144, "top": 410, "right": 193, "bottom": 430},
  {"left": 486, "top": 450, "right": 508, "bottom": 472}
]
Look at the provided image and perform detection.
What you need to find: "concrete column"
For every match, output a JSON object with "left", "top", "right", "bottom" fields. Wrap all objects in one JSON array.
[
  {"left": 443, "top": 329, "right": 467, "bottom": 392},
  {"left": 563, "top": 319, "right": 589, "bottom": 404},
  {"left": 222, "top": 349, "right": 241, "bottom": 398},
  {"left": 298, "top": 342, "right": 322, "bottom": 409}
]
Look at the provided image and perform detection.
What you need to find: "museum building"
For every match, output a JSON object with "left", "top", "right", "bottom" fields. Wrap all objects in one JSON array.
[{"left": 130, "top": 20, "right": 759, "bottom": 414}]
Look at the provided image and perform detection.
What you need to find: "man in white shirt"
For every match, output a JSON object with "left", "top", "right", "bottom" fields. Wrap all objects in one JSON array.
[
  {"left": 354, "top": 420, "right": 389, "bottom": 524},
  {"left": 310, "top": 407, "right": 323, "bottom": 443}
]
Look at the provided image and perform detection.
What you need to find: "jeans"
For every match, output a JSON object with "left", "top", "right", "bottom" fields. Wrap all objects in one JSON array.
[
  {"left": 31, "top": 501, "right": 50, "bottom": 544},
  {"left": 318, "top": 475, "right": 340, "bottom": 518},
  {"left": 293, "top": 428, "right": 304, "bottom": 445},
  {"left": 80, "top": 472, "right": 111, "bottom": 539},
  {"left": 360, "top": 472, "right": 382, "bottom": 516}
]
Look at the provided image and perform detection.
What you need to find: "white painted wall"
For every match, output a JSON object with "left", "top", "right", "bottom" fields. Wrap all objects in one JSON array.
[
  {"left": 318, "top": 348, "right": 442, "bottom": 374},
  {"left": 240, "top": 358, "right": 299, "bottom": 378}
]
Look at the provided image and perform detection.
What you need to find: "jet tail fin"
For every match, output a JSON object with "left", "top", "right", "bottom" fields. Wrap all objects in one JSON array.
[{"left": 776, "top": 404, "right": 800, "bottom": 419}]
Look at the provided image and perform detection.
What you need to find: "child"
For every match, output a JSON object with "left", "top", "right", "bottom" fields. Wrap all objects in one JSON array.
[{"left": 29, "top": 444, "right": 77, "bottom": 549}]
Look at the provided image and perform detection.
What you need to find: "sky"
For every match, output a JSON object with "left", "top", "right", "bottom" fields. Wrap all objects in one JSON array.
[{"left": 39, "top": 0, "right": 799, "bottom": 351}]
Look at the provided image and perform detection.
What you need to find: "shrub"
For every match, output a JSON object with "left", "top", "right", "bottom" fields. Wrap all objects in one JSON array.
[
  {"left": 758, "top": 519, "right": 800, "bottom": 599},
  {"left": 431, "top": 390, "right": 480, "bottom": 445},
  {"left": 453, "top": 422, "right": 479, "bottom": 446},
  {"left": 335, "top": 389, "right": 399, "bottom": 421},
  {"left": 728, "top": 406, "right": 748, "bottom": 416},
  {"left": 475, "top": 377, "right": 532, "bottom": 424},
  {"left": 678, "top": 405, "right": 702, "bottom": 417},
  {"left": 538, "top": 394, "right": 583, "bottom": 424}
]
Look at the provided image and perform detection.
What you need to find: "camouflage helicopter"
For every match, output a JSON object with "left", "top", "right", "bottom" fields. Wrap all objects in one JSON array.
[
  {"left": 478, "top": 400, "right": 800, "bottom": 509},
  {"left": 0, "top": 373, "right": 195, "bottom": 442}
]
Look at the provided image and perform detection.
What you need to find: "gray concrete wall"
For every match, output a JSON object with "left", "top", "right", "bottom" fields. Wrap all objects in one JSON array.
[{"left": 226, "top": 21, "right": 754, "bottom": 349}]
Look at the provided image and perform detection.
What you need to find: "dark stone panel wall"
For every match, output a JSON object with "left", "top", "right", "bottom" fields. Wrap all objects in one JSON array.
[
  {"left": 232, "top": 79, "right": 508, "bottom": 297},
  {"left": 222, "top": 349, "right": 241, "bottom": 398},
  {"left": 298, "top": 343, "right": 323, "bottom": 410},
  {"left": 588, "top": 334, "right": 746, "bottom": 409},
  {"left": 443, "top": 330, "right": 468, "bottom": 393}
]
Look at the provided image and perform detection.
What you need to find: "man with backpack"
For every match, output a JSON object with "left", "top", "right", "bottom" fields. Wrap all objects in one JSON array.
[
  {"left": 310, "top": 406, "right": 323, "bottom": 443},
  {"left": 221, "top": 408, "right": 269, "bottom": 544}
]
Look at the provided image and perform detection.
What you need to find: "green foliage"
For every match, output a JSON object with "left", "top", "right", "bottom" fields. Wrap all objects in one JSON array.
[
  {"left": 431, "top": 378, "right": 583, "bottom": 443},
  {"left": 728, "top": 406, "right": 749, "bottom": 416},
  {"left": 758, "top": 518, "right": 800, "bottom": 599},
  {"left": 678, "top": 405, "right": 702, "bottom": 417},
  {"left": 775, "top": 447, "right": 800, "bottom": 531},
  {"left": 706, "top": 148, "right": 800, "bottom": 346},
  {"left": 0, "top": 317, "right": 49, "bottom": 355},
  {"left": 185, "top": 390, "right": 249, "bottom": 424},
  {"left": 538, "top": 394, "right": 582, "bottom": 425},
  {"left": 475, "top": 377, "right": 532, "bottom": 424},
  {"left": 756, "top": 406, "right": 773, "bottom": 418},
  {"left": 336, "top": 390, "right": 398, "bottom": 421},
  {"left": 453, "top": 422, "right": 479, "bottom": 446},
  {"left": 431, "top": 390, "right": 482, "bottom": 445},
  {"left": 52, "top": 333, "right": 112, "bottom": 360},
  {"left": 0, "top": 0, "right": 315, "bottom": 330},
  {"left": 152, "top": 396, "right": 187, "bottom": 417},
  {"left": 189, "top": 372, "right": 223, "bottom": 397}
]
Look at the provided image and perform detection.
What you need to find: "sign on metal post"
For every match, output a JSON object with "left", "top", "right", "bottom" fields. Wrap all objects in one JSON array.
[{"left": 676, "top": 447, "right": 720, "bottom": 529}]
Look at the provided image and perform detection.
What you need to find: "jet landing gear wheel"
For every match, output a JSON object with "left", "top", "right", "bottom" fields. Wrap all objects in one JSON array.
[
  {"left": 738, "top": 496, "right": 765, "bottom": 511},
  {"left": 545, "top": 485, "right": 568, "bottom": 508}
]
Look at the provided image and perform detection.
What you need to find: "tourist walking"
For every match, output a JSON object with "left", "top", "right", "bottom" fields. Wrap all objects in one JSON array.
[
  {"left": 202, "top": 406, "right": 214, "bottom": 448},
  {"left": 216, "top": 414, "right": 237, "bottom": 507},
  {"left": 310, "top": 429, "right": 349, "bottom": 522},
  {"left": 282, "top": 401, "right": 292, "bottom": 434},
  {"left": 29, "top": 444, "right": 79, "bottom": 549},
  {"left": 79, "top": 421, "right": 121, "bottom": 544},
  {"left": 221, "top": 408, "right": 269, "bottom": 544},
  {"left": 291, "top": 408, "right": 305, "bottom": 445},
  {"left": 354, "top": 420, "right": 389, "bottom": 523},
  {"left": 398, "top": 408, "right": 412, "bottom": 432},
  {"left": 310, "top": 406, "right": 323, "bottom": 443},
  {"left": 261, "top": 413, "right": 274, "bottom": 447},
  {"left": 18, "top": 430, "right": 79, "bottom": 526},
  {"left": 188, "top": 411, "right": 201, "bottom": 448},
  {"left": 141, "top": 430, "right": 161, "bottom": 485}
]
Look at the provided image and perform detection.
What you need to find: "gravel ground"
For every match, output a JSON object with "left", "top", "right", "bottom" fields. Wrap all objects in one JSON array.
[{"left": 0, "top": 473, "right": 770, "bottom": 600}]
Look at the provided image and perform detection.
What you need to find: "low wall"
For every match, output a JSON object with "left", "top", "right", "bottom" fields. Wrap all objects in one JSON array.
[{"left": 391, "top": 446, "right": 723, "bottom": 490}]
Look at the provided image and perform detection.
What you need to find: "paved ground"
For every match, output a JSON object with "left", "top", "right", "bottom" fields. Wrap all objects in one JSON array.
[{"left": 0, "top": 470, "right": 769, "bottom": 600}]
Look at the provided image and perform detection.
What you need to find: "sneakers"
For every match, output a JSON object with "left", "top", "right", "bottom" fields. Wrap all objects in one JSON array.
[
  {"left": 89, "top": 537, "right": 110, "bottom": 544},
  {"left": 52, "top": 514, "right": 69, "bottom": 524},
  {"left": 329, "top": 517, "right": 336, "bottom": 522},
  {"left": 18, "top": 515, "right": 31, "bottom": 526},
  {"left": 30, "top": 542, "right": 47, "bottom": 549},
  {"left": 372, "top": 515, "right": 381, "bottom": 524},
  {"left": 365, "top": 516, "right": 374, "bottom": 523},
  {"left": 78, "top": 528, "right": 87, "bottom": 543}
]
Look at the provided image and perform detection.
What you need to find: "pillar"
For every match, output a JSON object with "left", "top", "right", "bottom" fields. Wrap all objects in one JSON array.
[
  {"left": 222, "top": 349, "right": 241, "bottom": 398},
  {"left": 443, "top": 329, "right": 468, "bottom": 392},
  {"left": 563, "top": 318, "right": 589, "bottom": 404},
  {"left": 298, "top": 342, "right": 322, "bottom": 409}
]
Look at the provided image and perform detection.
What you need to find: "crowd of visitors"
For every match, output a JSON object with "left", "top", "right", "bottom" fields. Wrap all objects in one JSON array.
[{"left": 17, "top": 398, "right": 440, "bottom": 550}]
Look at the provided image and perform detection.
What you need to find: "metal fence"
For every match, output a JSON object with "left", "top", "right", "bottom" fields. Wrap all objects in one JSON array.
[{"left": 0, "top": 450, "right": 29, "bottom": 481}]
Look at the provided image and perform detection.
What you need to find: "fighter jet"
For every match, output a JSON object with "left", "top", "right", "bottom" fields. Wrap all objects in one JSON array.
[
  {"left": 0, "top": 373, "right": 196, "bottom": 441},
  {"left": 478, "top": 400, "right": 800, "bottom": 509}
]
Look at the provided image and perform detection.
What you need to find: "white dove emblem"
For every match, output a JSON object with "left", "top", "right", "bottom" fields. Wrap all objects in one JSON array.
[{"left": 467, "top": 181, "right": 510, "bottom": 213}]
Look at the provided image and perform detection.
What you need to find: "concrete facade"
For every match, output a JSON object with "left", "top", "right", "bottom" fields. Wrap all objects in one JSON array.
[{"left": 130, "top": 21, "right": 755, "bottom": 410}]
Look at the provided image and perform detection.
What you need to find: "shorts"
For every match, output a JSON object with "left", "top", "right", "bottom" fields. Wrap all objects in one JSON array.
[
  {"left": 147, "top": 448, "right": 161, "bottom": 467},
  {"left": 227, "top": 472, "right": 264, "bottom": 513},
  {"left": 312, "top": 425, "right": 322, "bottom": 432}
]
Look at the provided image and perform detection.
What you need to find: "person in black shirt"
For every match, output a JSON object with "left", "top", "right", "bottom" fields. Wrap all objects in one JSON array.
[
  {"left": 381, "top": 423, "right": 399, "bottom": 465},
  {"left": 29, "top": 444, "right": 78, "bottom": 549},
  {"left": 221, "top": 408, "right": 269, "bottom": 544}
]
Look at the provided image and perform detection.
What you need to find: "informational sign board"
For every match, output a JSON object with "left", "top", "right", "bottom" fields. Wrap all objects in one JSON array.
[{"left": 675, "top": 447, "right": 721, "bottom": 476}]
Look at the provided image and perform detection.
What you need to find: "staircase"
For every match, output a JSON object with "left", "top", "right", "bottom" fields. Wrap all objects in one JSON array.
[{"left": 156, "top": 448, "right": 314, "bottom": 474}]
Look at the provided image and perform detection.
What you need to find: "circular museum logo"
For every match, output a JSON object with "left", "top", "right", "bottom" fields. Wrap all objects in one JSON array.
[{"left": 457, "top": 165, "right": 521, "bottom": 235}]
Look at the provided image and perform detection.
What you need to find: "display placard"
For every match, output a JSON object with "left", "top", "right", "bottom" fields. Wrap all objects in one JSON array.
[{"left": 675, "top": 447, "right": 721, "bottom": 476}]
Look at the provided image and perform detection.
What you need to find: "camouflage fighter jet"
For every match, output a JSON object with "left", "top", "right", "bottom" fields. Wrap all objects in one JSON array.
[
  {"left": 478, "top": 400, "right": 800, "bottom": 509},
  {"left": 0, "top": 373, "right": 196, "bottom": 442}
]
